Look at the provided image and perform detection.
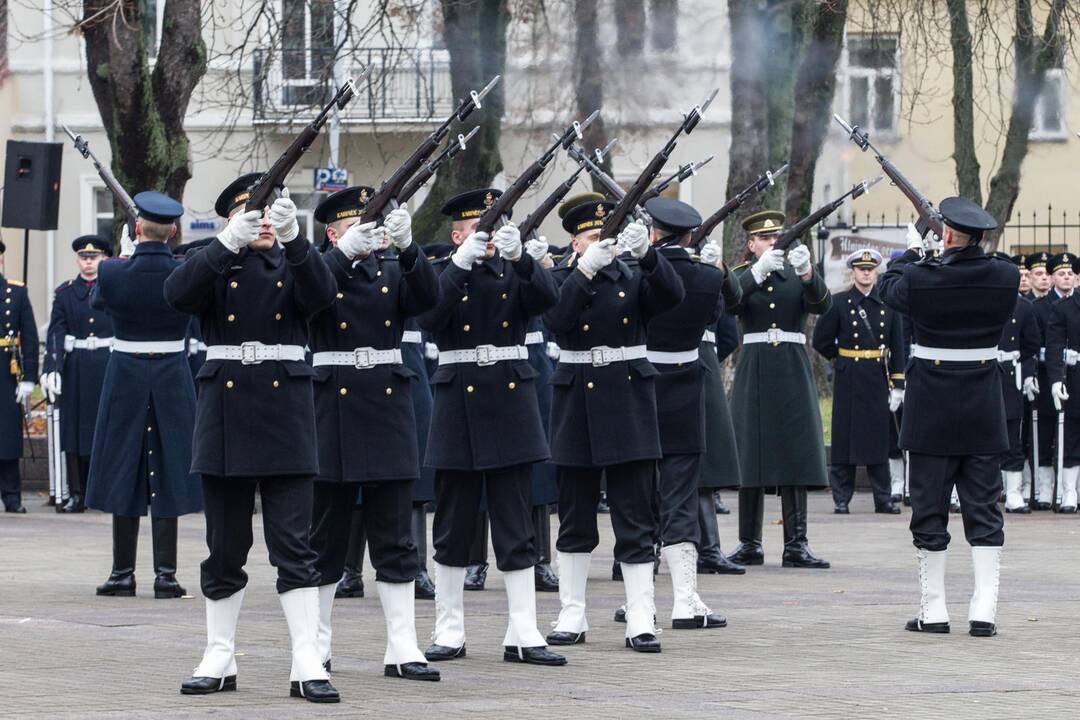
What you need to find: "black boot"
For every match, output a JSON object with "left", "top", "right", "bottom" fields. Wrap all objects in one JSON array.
[
  {"left": 780, "top": 487, "right": 830, "bottom": 569},
  {"left": 726, "top": 488, "right": 764, "bottom": 566},
  {"left": 464, "top": 513, "right": 489, "bottom": 591},
  {"left": 533, "top": 505, "right": 559, "bottom": 592},
  {"left": 336, "top": 511, "right": 365, "bottom": 599},
  {"left": 411, "top": 505, "right": 436, "bottom": 600},
  {"left": 697, "top": 490, "right": 745, "bottom": 575},
  {"left": 152, "top": 516, "right": 186, "bottom": 598},
  {"left": 96, "top": 515, "right": 139, "bottom": 596},
  {"left": 61, "top": 455, "right": 87, "bottom": 513},
  {"left": 713, "top": 491, "right": 730, "bottom": 515},
  {"left": 611, "top": 558, "right": 623, "bottom": 581}
]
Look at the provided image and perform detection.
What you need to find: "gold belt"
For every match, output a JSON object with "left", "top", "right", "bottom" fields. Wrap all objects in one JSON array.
[
  {"left": 0, "top": 337, "right": 19, "bottom": 349},
  {"left": 838, "top": 348, "right": 882, "bottom": 359}
]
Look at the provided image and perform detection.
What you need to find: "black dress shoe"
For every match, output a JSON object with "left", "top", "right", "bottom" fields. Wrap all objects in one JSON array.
[
  {"left": 891, "top": 493, "right": 902, "bottom": 503},
  {"left": 613, "top": 606, "right": 626, "bottom": 623},
  {"left": 4, "top": 504, "right": 26, "bottom": 514},
  {"left": 698, "top": 553, "right": 746, "bottom": 575},
  {"left": 1005, "top": 505, "right": 1032, "bottom": 514},
  {"left": 424, "top": 644, "right": 466, "bottom": 661},
  {"left": 96, "top": 572, "right": 136, "bottom": 596},
  {"left": 905, "top": 618, "right": 950, "bottom": 633},
  {"left": 672, "top": 613, "right": 726, "bottom": 629},
  {"left": 713, "top": 494, "right": 730, "bottom": 514},
  {"left": 1034, "top": 501, "right": 1052, "bottom": 511},
  {"left": 726, "top": 542, "right": 764, "bottom": 566},
  {"left": 154, "top": 574, "right": 186, "bottom": 599},
  {"left": 535, "top": 563, "right": 559, "bottom": 592},
  {"left": 546, "top": 630, "right": 585, "bottom": 645},
  {"left": 611, "top": 560, "right": 623, "bottom": 581},
  {"left": 969, "top": 620, "right": 997, "bottom": 637},
  {"left": 875, "top": 503, "right": 901, "bottom": 514},
  {"left": 1059, "top": 505, "right": 1078, "bottom": 514},
  {"left": 503, "top": 646, "right": 567, "bottom": 666},
  {"left": 385, "top": 662, "right": 441, "bottom": 681},
  {"left": 464, "top": 563, "right": 487, "bottom": 591},
  {"left": 415, "top": 570, "right": 436, "bottom": 600},
  {"left": 62, "top": 495, "right": 86, "bottom": 513},
  {"left": 180, "top": 675, "right": 236, "bottom": 694},
  {"left": 289, "top": 679, "right": 340, "bottom": 703},
  {"left": 781, "top": 544, "right": 830, "bottom": 569},
  {"left": 625, "top": 633, "right": 661, "bottom": 653},
  {"left": 834, "top": 503, "right": 850, "bottom": 514},
  {"left": 335, "top": 570, "right": 364, "bottom": 599}
]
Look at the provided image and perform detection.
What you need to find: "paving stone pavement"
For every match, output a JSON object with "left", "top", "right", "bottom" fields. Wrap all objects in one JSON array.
[{"left": 2, "top": 490, "right": 1080, "bottom": 719}]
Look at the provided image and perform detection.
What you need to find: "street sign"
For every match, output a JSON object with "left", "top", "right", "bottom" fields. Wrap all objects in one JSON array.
[{"left": 314, "top": 167, "right": 348, "bottom": 192}]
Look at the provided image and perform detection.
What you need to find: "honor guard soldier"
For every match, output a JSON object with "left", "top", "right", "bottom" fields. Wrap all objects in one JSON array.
[
  {"left": 543, "top": 198, "right": 682, "bottom": 652},
  {"left": 306, "top": 187, "right": 441, "bottom": 681},
  {"left": 0, "top": 240, "right": 38, "bottom": 514},
  {"left": 1026, "top": 252, "right": 1051, "bottom": 300},
  {"left": 727, "top": 211, "right": 832, "bottom": 569},
  {"left": 1044, "top": 252, "right": 1080, "bottom": 512},
  {"left": 165, "top": 176, "right": 340, "bottom": 701},
  {"left": 419, "top": 188, "right": 566, "bottom": 667},
  {"left": 879, "top": 197, "right": 1016, "bottom": 637},
  {"left": 42, "top": 235, "right": 115, "bottom": 513},
  {"left": 1012, "top": 254, "right": 1031, "bottom": 295},
  {"left": 640, "top": 197, "right": 736, "bottom": 630},
  {"left": 812, "top": 249, "right": 906, "bottom": 514},
  {"left": 85, "top": 193, "right": 201, "bottom": 599}
]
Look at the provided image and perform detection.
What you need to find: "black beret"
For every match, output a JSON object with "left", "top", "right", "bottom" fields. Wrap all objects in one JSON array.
[
  {"left": 939, "top": 196, "right": 997, "bottom": 236},
  {"left": 134, "top": 191, "right": 184, "bottom": 224},
  {"left": 558, "top": 192, "right": 606, "bottom": 219},
  {"left": 561, "top": 199, "right": 615, "bottom": 235},
  {"left": 1026, "top": 252, "right": 1049, "bottom": 271},
  {"left": 741, "top": 209, "right": 786, "bottom": 236},
  {"left": 1049, "top": 252, "right": 1076, "bottom": 274},
  {"left": 645, "top": 197, "right": 702, "bottom": 236},
  {"left": 214, "top": 172, "right": 268, "bottom": 219},
  {"left": 71, "top": 234, "right": 113, "bottom": 256},
  {"left": 440, "top": 187, "right": 503, "bottom": 221},
  {"left": 314, "top": 186, "right": 377, "bottom": 224}
]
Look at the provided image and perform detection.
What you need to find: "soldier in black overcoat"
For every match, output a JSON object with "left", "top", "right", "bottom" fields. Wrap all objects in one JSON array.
[
  {"left": 1044, "top": 252, "right": 1080, "bottom": 513},
  {"left": 0, "top": 240, "right": 38, "bottom": 514}
]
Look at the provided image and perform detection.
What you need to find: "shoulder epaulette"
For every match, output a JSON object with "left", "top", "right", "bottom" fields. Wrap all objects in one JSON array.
[
  {"left": 732, "top": 261, "right": 751, "bottom": 271},
  {"left": 54, "top": 280, "right": 73, "bottom": 295},
  {"left": 7, "top": 279, "right": 25, "bottom": 287}
]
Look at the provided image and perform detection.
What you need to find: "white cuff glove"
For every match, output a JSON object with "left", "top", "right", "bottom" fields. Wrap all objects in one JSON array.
[
  {"left": 15, "top": 381, "right": 33, "bottom": 404},
  {"left": 452, "top": 232, "right": 490, "bottom": 271},
  {"left": 789, "top": 244, "right": 812, "bottom": 277},
  {"left": 120, "top": 224, "right": 136, "bottom": 257},
  {"left": 577, "top": 239, "right": 616, "bottom": 277},
  {"left": 751, "top": 248, "right": 785, "bottom": 284},
  {"left": 616, "top": 221, "right": 649, "bottom": 259},
  {"left": 1053, "top": 381, "right": 1069, "bottom": 411},
  {"left": 338, "top": 220, "right": 382, "bottom": 259},
  {"left": 424, "top": 342, "right": 440, "bottom": 361},
  {"left": 63, "top": 336, "right": 76, "bottom": 353},
  {"left": 525, "top": 236, "right": 549, "bottom": 262},
  {"left": 493, "top": 222, "right": 522, "bottom": 262},
  {"left": 905, "top": 223, "right": 924, "bottom": 251},
  {"left": 546, "top": 341, "right": 561, "bottom": 360},
  {"left": 384, "top": 207, "right": 413, "bottom": 251},
  {"left": 1066, "top": 349, "right": 1080, "bottom": 366},
  {"left": 888, "top": 387, "right": 904, "bottom": 413},
  {"left": 699, "top": 241, "right": 723, "bottom": 268},
  {"left": 1023, "top": 375, "right": 1039, "bottom": 402},
  {"left": 217, "top": 209, "right": 262, "bottom": 254},
  {"left": 43, "top": 371, "right": 62, "bottom": 403},
  {"left": 268, "top": 188, "right": 299, "bottom": 243}
]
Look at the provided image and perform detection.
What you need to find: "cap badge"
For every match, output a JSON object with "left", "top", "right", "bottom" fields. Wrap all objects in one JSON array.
[
  {"left": 359, "top": 188, "right": 369, "bottom": 204},
  {"left": 595, "top": 204, "right": 606, "bottom": 218},
  {"left": 484, "top": 192, "right": 494, "bottom": 207}
]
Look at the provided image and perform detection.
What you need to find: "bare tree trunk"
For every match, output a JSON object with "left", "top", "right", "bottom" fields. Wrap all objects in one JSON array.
[
  {"left": 574, "top": 0, "right": 613, "bottom": 192},
  {"left": 413, "top": 0, "right": 510, "bottom": 244},
  {"left": 761, "top": 0, "right": 812, "bottom": 210},
  {"left": 81, "top": 0, "right": 206, "bottom": 244},
  {"left": 946, "top": 0, "right": 981, "bottom": 204}
]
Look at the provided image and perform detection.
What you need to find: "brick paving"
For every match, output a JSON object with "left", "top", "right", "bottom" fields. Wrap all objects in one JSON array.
[{"left": 2, "top": 489, "right": 1079, "bottom": 719}]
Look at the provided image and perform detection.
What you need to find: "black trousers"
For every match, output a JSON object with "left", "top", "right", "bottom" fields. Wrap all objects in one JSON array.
[
  {"left": 555, "top": 460, "right": 656, "bottom": 564},
  {"left": 433, "top": 464, "right": 536, "bottom": 572},
  {"left": 65, "top": 454, "right": 90, "bottom": 495},
  {"left": 200, "top": 475, "right": 321, "bottom": 600},
  {"left": 310, "top": 479, "right": 418, "bottom": 585},
  {"left": 0, "top": 458, "right": 20, "bottom": 508},
  {"left": 1001, "top": 419, "right": 1027, "bottom": 472},
  {"left": 830, "top": 463, "right": 892, "bottom": 507},
  {"left": 657, "top": 453, "right": 701, "bottom": 547},
  {"left": 1036, "top": 404, "right": 1056, "bottom": 467},
  {"left": 908, "top": 453, "right": 1004, "bottom": 552}
]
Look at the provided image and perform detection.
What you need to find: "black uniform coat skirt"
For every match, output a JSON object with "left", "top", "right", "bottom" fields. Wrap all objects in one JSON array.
[
  {"left": 0, "top": 277, "right": 38, "bottom": 460},
  {"left": 1044, "top": 293, "right": 1080, "bottom": 420},
  {"left": 729, "top": 262, "right": 831, "bottom": 488},
  {"left": 527, "top": 317, "right": 558, "bottom": 505},
  {"left": 402, "top": 320, "right": 436, "bottom": 503},
  {"left": 998, "top": 295, "right": 1039, "bottom": 422},
  {"left": 699, "top": 333, "right": 741, "bottom": 489}
]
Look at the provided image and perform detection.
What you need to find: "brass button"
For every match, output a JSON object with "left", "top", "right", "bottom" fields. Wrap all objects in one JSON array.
[
  {"left": 385, "top": 320, "right": 392, "bottom": 327},
  {"left": 508, "top": 382, "right": 516, "bottom": 390},
  {"left": 582, "top": 324, "right": 590, "bottom": 332},
  {"left": 275, "top": 313, "right": 282, "bottom": 321},
  {"left": 880, "top": 310, "right": 885, "bottom": 316},
  {"left": 225, "top": 381, "right": 234, "bottom": 389},
  {"left": 230, "top": 281, "right": 238, "bottom": 289},
  {"left": 277, "top": 281, "right": 283, "bottom": 288},
  {"left": 467, "top": 385, "right": 475, "bottom": 393},
  {"left": 850, "top": 309, "right": 855, "bottom": 315},
  {"left": 880, "top": 322, "right": 885, "bottom": 327},
  {"left": 228, "top": 314, "right": 236, "bottom": 322},
  {"left": 852, "top": 321, "right": 857, "bottom": 326},
  {"left": 587, "top": 381, "right": 595, "bottom": 389},
  {"left": 381, "top": 286, "right": 389, "bottom": 294},
  {"left": 89, "top": 317, "right": 95, "bottom": 324},
  {"left": 463, "top": 324, "right": 471, "bottom": 332},
  {"left": 501, "top": 293, "right": 508, "bottom": 300},
  {"left": 855, "top": 344, "right": 860, "bottom": 349},
  {"left": 462, "top": 295, "right": 469, "bottom": 302},
  {"left": 769, "top": 303, "right": 775, "bottom": 309},
  {"left": 340, "top": 322, "right": 348, "bottom": 330},
  {"left": 854, "top": 333, "right": 859, "bottom": 338},
  {"left": 934, "top": 359, "right": 941, "bottom": 366},
  {"left": 336, "top": 292, "right": 344, "bottom": 300},
  {"left": 148, "top": 450, "right": 153, "bottom": 456},
  {"left": 1012, "top": 318, "right": 1017, "bottom": 324},
  {"left": 147, "top": 426, "right": 153, "bottom": 432},
  {"left": 150, "top": 471, "right": 155, "bottom": 477},
  {"left": 340, "top": 387, "right": 348, "bottom": 396},
  {"left": 385, "top": 387, "right": 393, "bottom": 396},
  {"left": 767, "top": 287, "right": 774, "bottom": 293},
  {"left": 618, "top": 291, "right": 626, "bottom": 298},
  {"left": 273, "top": 380, "right": 280, "bottom": 388},
  {"left": 1010, "top": 336, "right": 1015, "bottom": 341},
  {"left": 771, "top": 322, "right": 777, "bottom": 328},
  {"left": 501, "top": 321, "right": 509, "bottom": 328},
  {"left": 623, "top": 317, "right": 629, "bottom": 325}
]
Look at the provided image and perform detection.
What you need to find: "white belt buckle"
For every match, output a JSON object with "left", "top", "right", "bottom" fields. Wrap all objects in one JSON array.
[
  {"left": 85, "top": 336, "right": 99, "bottom": 351},
  {"left": 240, "top": 341, "right": 260, "bottom": 365},
  {"left": 590, "top": 347, "right": 611, "bottom": 367},
  {"left": 353, "top": 348, "right": 375, "bottom": 369},
  {"left": 475, "top": 344, "right": 496, "bottom": 366},
  {"left": 766, "top": 328, "right": 783, "bottom": 346}
]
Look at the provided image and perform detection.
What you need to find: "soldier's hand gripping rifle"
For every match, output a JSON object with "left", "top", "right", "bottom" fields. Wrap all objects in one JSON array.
[
  {"left": 62, "top": 125, "right": 138, "bottom": 236},
  {"left": 773, "top": 175, "right": 884, "bottom": 252},
  {"left": 475, "top": 110, "right": 600, "bottom": 234},
  {"left": 362, "top": 76, "right": 501, "bottom": 222},
  {"left": 638, "top": 156, "right": 714, "bottom": 205},
  {"left": 245, "top": 71, "right": 368, "bottom": 213},
  {"left": 690, "top": 163, "right": 789, "bottom": 249},
  {"left": 518, "top": 139, "right": 617, "bottom": 242},
  {"left": 834, "top": 114, "right": 944, "bottom": 243}
]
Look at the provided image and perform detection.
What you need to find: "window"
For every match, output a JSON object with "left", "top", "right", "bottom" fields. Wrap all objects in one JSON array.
[
  {"left": 1030, "top": 61, "right": 1066, "bottom": 140},
  {"left": 281, "top": 0, "right": 337, "bottom": 106},
  {"left": 94, "top": 188, "right": 117, "bottom": 240},
  {"left": 846, "top": 35, "right": 899, "bottom": 136}
]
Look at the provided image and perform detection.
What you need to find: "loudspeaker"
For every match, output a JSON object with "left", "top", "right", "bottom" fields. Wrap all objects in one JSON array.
[{"left": 2, "top": 140, "right": 63, "bottom": 231}]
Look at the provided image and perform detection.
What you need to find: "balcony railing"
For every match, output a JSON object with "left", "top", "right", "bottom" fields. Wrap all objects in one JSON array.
[{"left": 253, "top": 46, "right": 453, "bottom": 123}]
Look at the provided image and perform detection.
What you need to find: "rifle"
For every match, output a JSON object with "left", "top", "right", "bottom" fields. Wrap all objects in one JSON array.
[
  {"left": 564, "top": 140, "right": 644, "bottom": 213},
  {"left": 475, "top": 110, "right": 600, "bottom": 234},
  {"left": 690, "top": 163, "right": 788, "bottom": 249},
  {"left": 396, "top": 126, "right": 480, "bottom": 205},
  {"left": 834, "top": 114, "right": 944, "bottom": 240},
  {"left": 639, "top": 156, "right": 714, "bottom": 205},
  {"left": 518, "top": 139, "right": 617, "bottom": 242},
  {"left": 773, "top": 175, "right": 883, "bottom": 252},
  {"left": 363, "top": 76, "right": 500, "bottom": 222},
  {"left": 245, "top": 71, "right": 367, "bottom": 213},
  {"left": 599, "top": 88, "right": 718, "bottom": 240},
  {"left": 62, "top": 124, "right": 138, "bottom": 236}
]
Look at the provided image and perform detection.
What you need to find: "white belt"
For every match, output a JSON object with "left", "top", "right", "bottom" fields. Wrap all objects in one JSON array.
[
  {"left": 112, "top": 339, "right": 186, "bottom": 354},
  {"left": 911, "top": 344, "right": 998, "bottom": 362},
  {"left": 559, "top": 345, "right": 648, "bottom": 367},
  {"left": 188, "top": 339, "right": 208, "bottom": 355},
  {"left": 646, "top": 348, "right": 700, "bottom": 364},
  {"left": 312, "top": 348, "right": 403, "bottom": 369},
  {"left": 205, "top": 342, "right": 306, "bottom": 364},
  {"left": 525, "top": 331, "right": 544, "bottom": 346},
  {"left": 743, "top": 330, "right": 806, "bottom": 346},
  {"left": 65, "top": 334, "right": 114, "bottom": 351},
  {"left": 401, "top": 330, "right": 422, "bottom": 344},
  {"left": 998, "top": 349, "right": 1022, "bottom": 390},
  {"left": 438, "top": 344, "right": 528, "bottom": 366},
  {"left": 702, "top": 330, "right": 716, "bottom": 344}
]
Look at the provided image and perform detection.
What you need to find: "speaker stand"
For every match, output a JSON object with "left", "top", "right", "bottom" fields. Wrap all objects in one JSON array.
[{"left": 21, "top": 228, "right": 29, "bottom": 282}]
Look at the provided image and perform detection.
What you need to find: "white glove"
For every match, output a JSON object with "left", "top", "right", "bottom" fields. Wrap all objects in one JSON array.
[
  {"left": 616, "top": 221, "right": 649, "bottom": 259},
  {"left": 888, "top": 387, "right": 904, "bottom": 413},
  {"left": 493, "top": 222, "right": 522, "bottom": 262},
  {"left": 905, "top": 223, "right": 924, "bottom": 251},
  {"left": 268, "top": 188, "right": 299, "bottom": 243},
  {"left": 789, "top": 244, "right": 812, "bottom": 276},
  {"left": 14, "top": 381, "right": 33, "bottom": 404},
  {"left": 384, "top": 207, "right": 413, "bottom": 251},
  {"left": 699, "top": 241, "right": 723, "bottom": 267},
  {"left": 1066, "top": 350, "right": 1080, "bottom": 366},
  {"left": 1052, "top": 381, "right": 1069, "bottom": 411},
  {"left": 751, "top": 248, "right": 785, "bottom": 284},
  {"left": 63, "top": 336, "right": 75, "bottom": 352},
  {"left": 424, "top": 342, "right": 440, "bottom": 361},
  {"left": 338, "top": 220, "right": 382, "bottom": 259},
  {"left": 525, "top": 236, "right": 549, "bottom": 262},
  {"left": 546, "top": 341, "right": 561, "bottom": 360},
  {"left": 43, "top": 371, "right": 62, "bottom": 403},
  {"left": 120, "top": 224, "right": 135, "bottom": 257},
  {"left": 217, "top": 209, "right": 262, "bottom": 253},
  {"left": 452, "top": 231, "right": 490, "bottom": 270},
  {"left": 577, "top": 239, "right": 616, "bottom": 277},
  {"left": 1024, "top": 375, "right": 1039, "bottom": 402}
]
